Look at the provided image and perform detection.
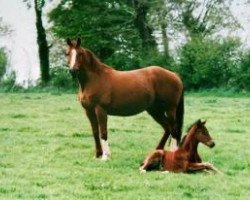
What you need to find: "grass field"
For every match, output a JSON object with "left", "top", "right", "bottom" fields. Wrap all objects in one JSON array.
[{"left": 0, "top": 92, "right": 249, "bottom": 199}]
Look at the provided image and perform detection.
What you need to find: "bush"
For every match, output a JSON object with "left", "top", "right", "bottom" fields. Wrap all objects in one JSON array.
[
  {"left": 50, "top": 66, "right": 77, "bottom": 90},
  {"left": 234, "top": 51, "right": 250, "bottom": 91},
  {"left": 0, "top": 48, "right": 7, "bottom": 79},
  {"left": 178, "top": 37, "right": 241, "bottom": 90}
]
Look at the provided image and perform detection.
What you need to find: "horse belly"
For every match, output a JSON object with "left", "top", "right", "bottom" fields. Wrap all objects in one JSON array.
[{"left": 106, "top": 91, "right": 154, "bottom": 116}]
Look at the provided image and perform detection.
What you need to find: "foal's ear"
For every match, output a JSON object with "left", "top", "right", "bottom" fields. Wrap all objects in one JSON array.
[
  {"left": 66, "top": 38, "right": 72, "bottom": 46},
  {"left": 197, "top": 119, "right": 203, "bottom": 127},
  {"left": 76, "top": 38, "right": 81, "bottom": 48},
  {"left": 202, "top": 120, "right": 207, "bottom": 125}
]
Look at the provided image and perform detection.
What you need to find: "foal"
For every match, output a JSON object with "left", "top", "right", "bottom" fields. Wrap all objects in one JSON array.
[{"left": 140, "top": 120, "right": 219, "bottom": 173}]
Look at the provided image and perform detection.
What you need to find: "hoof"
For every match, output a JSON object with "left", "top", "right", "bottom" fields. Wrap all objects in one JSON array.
[
  {"left": 101, "top": 151, "right": 111, "bottom": 161},
  {"left": 161, "top": 170, "right": 170, "bottom": 174},
  {"left": 139, "top": 168, "right": 146, "bottom": 173}
]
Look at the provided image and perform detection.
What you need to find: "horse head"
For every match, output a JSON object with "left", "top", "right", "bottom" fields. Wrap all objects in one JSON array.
[
  {"left": 66, "top": 38, "right": 83, "bottom": 77},
  {"left": 194, "top": 119, "right": 215, "bottom": 148}
]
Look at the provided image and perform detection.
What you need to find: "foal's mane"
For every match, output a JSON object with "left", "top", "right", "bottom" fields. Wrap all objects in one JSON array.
[{"left": 180, "top": 119, "right": 201, "bottom": 146}]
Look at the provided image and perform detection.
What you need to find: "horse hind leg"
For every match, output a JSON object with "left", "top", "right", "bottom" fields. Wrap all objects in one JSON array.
[
  {"left": 157, "top": 108, "right": 178, "bottom": 150},
  {"left": 147, "top": 106, "right": 171, "bottom": 150}
]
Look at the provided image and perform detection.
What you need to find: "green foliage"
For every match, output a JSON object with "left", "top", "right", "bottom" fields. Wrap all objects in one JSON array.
[
  {"left": 49, "top": 0, "right": 142, "bottom": 61},
  {"left": 178, "top": 37, "right": 241, "bottom": 90},
  {"left": 50, "top": 66, "right": 77, "bottom": 89},
  {"left": 0, "top": 48, "right": 7, "bottom": 79},
  {"left": 0, "top": 93, "right": 249, "bottom": 199},
  {"left": 234, "top": 50, "right": 250, "bottom": 91},
  {"left": 176, "top": 0, "right": 240, "bottom": 40}
]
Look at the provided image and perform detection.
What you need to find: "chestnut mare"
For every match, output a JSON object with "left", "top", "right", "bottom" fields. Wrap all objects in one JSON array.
[
  {"left": 66, "top": 38, "right": 184, "bottom": 160},
  {"left": 140, "top": 120, "right": 220, "bottom": 173}
]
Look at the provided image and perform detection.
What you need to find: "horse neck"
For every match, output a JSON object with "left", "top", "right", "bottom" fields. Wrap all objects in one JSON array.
[
  {"left": 77, "top": 49, "right": 112, "bottom": 89},
  {"left": 181, "top": 129, "right": 199, "bottom": 155}
]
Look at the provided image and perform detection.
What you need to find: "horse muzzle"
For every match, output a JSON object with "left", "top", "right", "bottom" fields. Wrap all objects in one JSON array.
[{"left": 207, "top": 141, "right": 215, "bottom": 148}]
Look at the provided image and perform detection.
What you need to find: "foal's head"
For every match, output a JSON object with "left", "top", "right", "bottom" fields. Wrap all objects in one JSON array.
[
  {"left": 66, "top": 38, "right": 83, "bottom": 77},
  {"left": 186, "top": 119, "right": 215, "bottom": 148}
]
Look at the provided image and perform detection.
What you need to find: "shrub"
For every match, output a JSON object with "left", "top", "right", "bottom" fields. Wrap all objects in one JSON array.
[
  {"left": 50, "top": 66, "right": 77, "bottom": 90},
  {"left": 234, "top": 51, "right": 250, "bottom": 91},
  {"left": 178, "top": 37, "right": 241, "bottom": 90}
]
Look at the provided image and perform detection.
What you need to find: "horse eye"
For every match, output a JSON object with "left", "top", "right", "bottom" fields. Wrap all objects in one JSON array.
[{"left": 65, "top": 53, "right": 69, "bottom": 56}]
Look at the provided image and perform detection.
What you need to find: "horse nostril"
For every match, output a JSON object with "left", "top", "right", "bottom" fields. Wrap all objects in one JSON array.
[{"left": 209, "top": 141, "right": 215, "bottom": 148}]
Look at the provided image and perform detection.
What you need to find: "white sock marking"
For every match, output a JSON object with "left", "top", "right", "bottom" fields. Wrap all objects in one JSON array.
[
  {"left": 101, "top": 139, "right": 111, "bottom": 160},
  {"left": 170, "top": 138, "right": 178, "bottom": 151}
]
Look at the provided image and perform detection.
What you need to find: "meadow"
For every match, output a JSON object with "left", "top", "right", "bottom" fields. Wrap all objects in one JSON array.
[{"left": 0, "top": 92, "right": 249, "bottom": 200}]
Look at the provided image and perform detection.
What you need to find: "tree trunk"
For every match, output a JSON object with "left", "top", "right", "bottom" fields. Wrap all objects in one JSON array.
[
  {"left": 161, "top": 23, "right": 170, "bottom": 60},
  {"left": 34, "top": 0, "right": 50, "bottom": 84},
  {"left": 133, "top": 0, "right": 156, "bottom": 51}
]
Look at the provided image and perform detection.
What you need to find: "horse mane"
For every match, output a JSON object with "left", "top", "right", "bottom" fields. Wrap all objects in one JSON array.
[
  {"left": 80, "top": 48, "right": 111, "bottom": 73},
  {"left": 180, "top": 135, "right": 187, "bottom": 146},
  {"left": 186, "top": 119, "right": 201, "bottom": 132},
  {"left": 180, "top": 119, "right": 201, "bottom": 146}
]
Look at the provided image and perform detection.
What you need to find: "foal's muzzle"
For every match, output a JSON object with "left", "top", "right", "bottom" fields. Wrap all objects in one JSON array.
[{"left": 207, "top": 141, "right": 215, "bottom": 148}]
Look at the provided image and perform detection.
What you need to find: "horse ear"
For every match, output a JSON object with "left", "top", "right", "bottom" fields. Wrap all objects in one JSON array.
[
  {"left": 66, "top": 38, "right": 72, "bottom": 46},
  {"left": 202, "top": 120, "right": 207, "bottom": 125},
  {"left": 197, "top": 119, "right": 202, "bottom": 127},
  {"left": 76, "top": 38, "right": 81, "bottom": 48}
]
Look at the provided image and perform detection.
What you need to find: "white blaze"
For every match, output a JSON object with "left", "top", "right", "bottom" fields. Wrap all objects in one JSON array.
[{"left": 69, "top": 49, "right": 77, "bottom": 69}]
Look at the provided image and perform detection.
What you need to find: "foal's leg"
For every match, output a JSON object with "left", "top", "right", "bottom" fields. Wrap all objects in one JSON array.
[
  {"left": 187, "top": 163, "right": 212, "bottom": 172},
  {"left": 85, "top": 109, "right": 102, "bottom": 158},
  {"left": 95, "top": 106, "right": 111, "bottom": 160},
  {"left": 188, "top": 163, "right": 221, "bottom": 173}
]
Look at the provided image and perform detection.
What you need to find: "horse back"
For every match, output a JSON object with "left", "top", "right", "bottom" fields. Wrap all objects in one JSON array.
[{"left": 163, "top": 149, "right": 189, "bottom": 172}]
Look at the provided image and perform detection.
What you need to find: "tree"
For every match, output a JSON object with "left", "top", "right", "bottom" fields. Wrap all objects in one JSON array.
[
  {"left": 24, "top": 0, "right": 50, "bottom": 84},
  {"left": 50, "top": 0, "right": 141, "bottom": 62},
  {"left": 178, "top": 37, "right": 241, "bottom": 90},
  {"left": 131, "top": 0, "right": 157, "bottom": 51},
  {"left": 175, "top": 0, "right": 240, "bottom": 40}
]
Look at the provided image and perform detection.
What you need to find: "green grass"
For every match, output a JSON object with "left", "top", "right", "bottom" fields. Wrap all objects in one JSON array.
[{"left": 0, "top": 93, "right": 249, "bottom": 199}]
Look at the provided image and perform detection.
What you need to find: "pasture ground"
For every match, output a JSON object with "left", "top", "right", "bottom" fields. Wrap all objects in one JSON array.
[{"left": 0, "top": 92, "right": 249, "bottom": 199}]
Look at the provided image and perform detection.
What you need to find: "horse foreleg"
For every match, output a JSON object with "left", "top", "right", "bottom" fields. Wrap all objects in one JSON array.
[
  {"left": 187, "top": 163, "right": 210, "bottom": 172},
  {"left": 95, "top": 106, "right": 111, "bottom": 160},
  {"left": 187, "top": 162, "right": 221, "bottom": 174},
  {"left": 203, "top": 162, "right": 223, "bottom": 174},
  {"left": 86, "top": 109, "right": 102, "bottom": 158}
]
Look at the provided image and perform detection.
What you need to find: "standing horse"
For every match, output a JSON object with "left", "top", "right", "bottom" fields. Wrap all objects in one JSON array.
[
  {"left": 140, "top": 120, "right": 220, "bottom": 173},
  {"left": 66, "top": 38, "right": 184, "bottom": 160}
]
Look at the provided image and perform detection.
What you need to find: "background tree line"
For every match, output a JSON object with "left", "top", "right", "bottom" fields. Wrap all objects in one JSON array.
[{"left": 0, "top": 0, "right": 249, "bottom": 91}]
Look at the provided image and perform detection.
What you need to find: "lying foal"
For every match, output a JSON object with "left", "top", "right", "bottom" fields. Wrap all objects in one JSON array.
[{"left": 140, "top": 120, "right": 220, "bottom": 173}]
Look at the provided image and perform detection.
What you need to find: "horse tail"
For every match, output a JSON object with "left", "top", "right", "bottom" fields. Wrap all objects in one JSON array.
[{"left": 176, "top": 91, "right": 184, "bottom": 145}]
